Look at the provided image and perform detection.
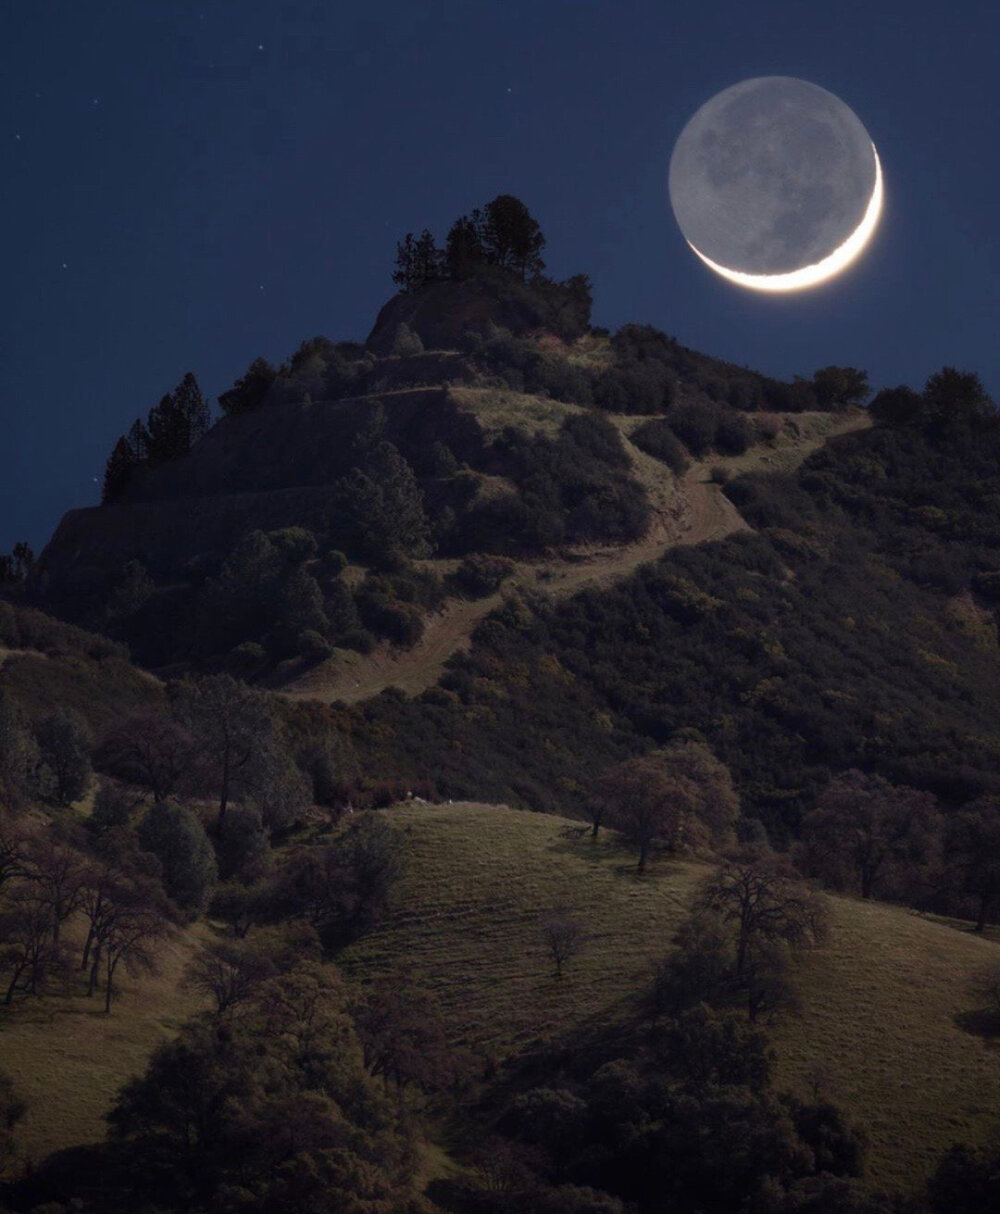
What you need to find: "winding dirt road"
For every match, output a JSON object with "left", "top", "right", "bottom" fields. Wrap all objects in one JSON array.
[{"left": 279, "top": 410, "right": 869, "bottom": 704}]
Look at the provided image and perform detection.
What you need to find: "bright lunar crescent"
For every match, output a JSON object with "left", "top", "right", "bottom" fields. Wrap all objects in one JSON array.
[{"left": 669, "top": 77, "right": 882, "bottom": 291}]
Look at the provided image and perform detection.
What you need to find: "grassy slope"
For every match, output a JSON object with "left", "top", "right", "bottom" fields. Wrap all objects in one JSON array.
[
  {"left": 343, "top": 802, "right": 1000, "bottom": 1194},
  {"left": 341, "top": 802, "right": 705, "bottom": 1059},
  {"left": 0, "top": 921, "right": 207, "bottom": 1163}
]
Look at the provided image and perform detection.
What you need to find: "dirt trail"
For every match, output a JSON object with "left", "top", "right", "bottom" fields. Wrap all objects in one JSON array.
[{"left": 279, "top": 409, "right": 870, "bottom": 704}]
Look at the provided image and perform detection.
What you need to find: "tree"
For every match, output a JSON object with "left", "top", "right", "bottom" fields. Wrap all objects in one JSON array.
[
  {"left": 481, "top": 194, "right": 546, "bottom": 279},
  {"left": 0, "top": 1070, "right": 26, "bottom": 1172},
  {"left": 0, "top": 689, "right": 39, "bottom": 808},
  {"left": 218, "top": 355, "right": 277, "bottom": 416},
  {"left": 541, "top": 911, "right": 586, "bottom": 977},
  {"left": 0, "top": 886, "right": 61, "bottom": 1002},
  {"left": 34, "top": 708, "right": 93, "bottom": 805},
  {"left": 78, "top": 847, "right": 165, "bottom": 999},
  {"left": 172, "top": 674, "right": 274, "bottom": 830},
  {"left": 0, "top": 809, "right": 32, "bottom": 891},
  {"left": 145, "top": 373, "right": 210, "bottom": 466},
  {"left": 185, "top": 938, "right": 276, "bottom": 1016},
  {"left": 699, "top": 847, "right": 828, "bottom": 991},
  {"left": 923, "top": 366, "right": 996, "bottom": 434},
  {"left": 811, "top": 366, "right": 869, "bottom": 410},
  {"left": 351, "top": 971, "right": 462, "bottom": 1093},
  {"left": 444, "top": 209, "right": 486, "bottom": 279},
  {"left": 273, "top": 814, "right": 405, "bottom": 946},
  {"left": 0, "top": 542, "right": 34, "bottom": 591},
  {"left": 101, "top": 893, "right": 168, "bottom": 1012},
  {"left": 799, "top": 770, "right": 940, "bottom": 900},
  {"left": 215, "top": 803, "right": 271, "bottom": 883},
  {"left": 392, "top": 228, "right": 443, "bottom": 292},
  {"left": 595, "top": 755, "right": 685, "bottom": 871},
  {"left": 338, "top": 440, "right": 433, "bottom": 560},
  {"left": 946, "top": 797, "right": 1000, "bottom": 931},
  {"left": 24, "top": 827, "right": 86, "bottom": 946},
  {"left": 928, "top": 1143, "right": 1000, "bottom": 1214},
  {"left": 659, "top": 738, "right": 740, "bottom": 848},
  {"left": 137, "top": 801, "right": 217, "bottom": 916},
  {"left": 96, "top": 709, "right": 193, "bottom": 804},
  {"left": 102, "top": 435, "right": 138, "bottom": 504}
]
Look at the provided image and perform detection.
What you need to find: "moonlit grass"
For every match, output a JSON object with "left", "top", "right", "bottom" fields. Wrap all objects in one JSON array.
[{"left": 687, "top": 146, "right": 884, "bottom": 292}]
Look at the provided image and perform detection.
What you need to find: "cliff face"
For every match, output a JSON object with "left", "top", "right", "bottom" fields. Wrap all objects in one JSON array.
[
  {"left": 367, "top": 271, "right": 590, "bottom": 356},
  {"left": 37, "top": 386, "right": 482, "bottom": 599}
]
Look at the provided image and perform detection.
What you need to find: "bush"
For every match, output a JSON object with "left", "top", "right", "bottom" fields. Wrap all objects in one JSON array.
[
  {"left": 630, "top": 419, "right": 690, "bottom": 473},
  {"left": 342, "top": 628, "right": 377, "bottom": 654},
  {"left": 298, "top": 630, "right": 332, "bottom": 662},
  {"left": 451, "top": 554, "right": 517, "bottom": 598},
  {"left": 669, "top": 402, "right": 718, "bottom": 457},
  {"left": 714, "top": 409, "right": 752, "bottom": 455},
  {"left": 709, "top": 466, "right": 731, "bottom": 485}
]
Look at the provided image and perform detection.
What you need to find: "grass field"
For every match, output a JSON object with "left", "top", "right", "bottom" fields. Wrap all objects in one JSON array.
[
  {"left": 341, "top": 802, "right": 706, "bottom": 1060},
  {"left": 0, "top": 920, "right": 208, "bottom": 1163},
  {"left": 343, "top": 802, "right": 1000, "bottom": 1194},
  {"left": 5, "top": 800, "right": 999, "bottom": 1195}
]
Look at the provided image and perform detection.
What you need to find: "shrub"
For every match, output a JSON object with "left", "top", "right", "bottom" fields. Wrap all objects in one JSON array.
[
  {"left": 451, "top": 554, "right": 517, "bottom": 597},
  {"left": 669, "top": 402, "right": 718, "bottom": 457},
  {"left": 298, "top": 630, "right": 332, "bottom": 662},
  {"left": 714, "top": 409, "right": 752, "bottom": 455},
  {"left": 630, "top": 419, "right": 690, "bottom": 473}
]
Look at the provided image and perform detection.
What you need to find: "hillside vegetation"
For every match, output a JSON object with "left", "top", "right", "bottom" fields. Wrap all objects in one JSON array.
[{"left": 344, "top": 803, "right": 1000, "bottom": 1193}]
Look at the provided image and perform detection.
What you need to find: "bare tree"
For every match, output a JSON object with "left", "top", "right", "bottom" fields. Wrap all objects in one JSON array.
[
  {"left": 97, "top": 710, "right": 192, "bottom": 805},
  {"left": 699, "top": 846, "right": 828, "bottom": 987},
  {"left": 0, "top": 886, "right": 62, "bottom": 1002},
  {"left": 184, "top": 939, "right": 275, "bottom": 1016},
  {"left": 540, "top": 912, "right": 586, "bottom": 977},
  {"left": 102, "top": 897, "right": 168, "bottom": 1013},
  {"left": 947, "top": 797, "right": 1000, "bottom": 931},
  {"left": 0, "top": 810, "right": 33, "bottom": 891},
  {"left": 24, "top": 829, "right": 86, "bottom": 946},
  {"left": 172, "top": 675, "right": 273, "bottom": 831},
  {"left": 799, "top": 770, "right": 940, "bottom": 900}
]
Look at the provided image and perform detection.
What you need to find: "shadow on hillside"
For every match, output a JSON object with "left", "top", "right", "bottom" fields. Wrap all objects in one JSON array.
[
  {"left": 953, "top": 1007, "right": 1000, "bottom": 1043},
  {"left": 547, "top": 829, "right": 693, "bottom": 883}
]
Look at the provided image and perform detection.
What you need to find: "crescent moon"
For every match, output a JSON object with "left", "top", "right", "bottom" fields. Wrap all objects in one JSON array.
[{"left": 687, "top": 145, "right": 884, "bottom": 292}]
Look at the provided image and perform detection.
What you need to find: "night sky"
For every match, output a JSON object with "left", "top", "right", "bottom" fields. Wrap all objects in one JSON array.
[{"left": 4, "top": 0, "right": 998, "bottom": 555}]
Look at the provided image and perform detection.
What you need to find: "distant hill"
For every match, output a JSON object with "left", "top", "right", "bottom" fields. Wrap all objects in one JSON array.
[{"left": 34, "top": 270, "right": 844, "bottom": 675}]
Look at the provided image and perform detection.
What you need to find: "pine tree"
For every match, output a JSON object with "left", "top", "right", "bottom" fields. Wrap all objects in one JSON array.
[
  {"left": 445, "top": 210, "right": 486, "bottom": 279},
  {"left": 127, "top": 418, "right": 150, "bottom": 461},
  {"left": 146, "top": 393, "right": 186, "bottom": 465},
  {"left": 173, "top": 372, "right": 211, "bottom": 444},
  {"left": 102, "top": 437, "right": 138, "bottom": 504},
  {"left": 218, "top": 357, "right": 277, "bottom": 416},
  {"left": 481, "top": 194, "right": 546, "bottom": 279},
  {"left": 392, "top": 232, "right": 419, "bottom": 292}
]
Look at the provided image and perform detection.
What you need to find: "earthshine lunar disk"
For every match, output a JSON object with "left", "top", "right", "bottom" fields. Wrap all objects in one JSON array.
[{"left": 669, "top": 77, "right": 882, "bottom": 291}]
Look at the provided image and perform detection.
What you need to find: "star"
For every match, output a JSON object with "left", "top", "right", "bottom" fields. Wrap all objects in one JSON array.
[
  {"left": 92, "top": 98, "right": 99, "bottom": 106},
  {"left": 257, "top": 43, "right": 264, "bottom": 51},
  {"left": 14, "top": 134, "right": 21, "bottom": 141},
  {"left": 61, "top": 263, "right": 68, "bottom": 269}
]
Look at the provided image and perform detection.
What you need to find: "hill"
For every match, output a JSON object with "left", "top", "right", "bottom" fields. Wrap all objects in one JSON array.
[
  {"left": 337, "top": 803, "right": 1000, "bottom": 1194},
  {"left": 10, "top": 799, "right": 999, "bottom": 1194},
  {"left": 33, "top": 269, "right": 861, "bottom": 676}
]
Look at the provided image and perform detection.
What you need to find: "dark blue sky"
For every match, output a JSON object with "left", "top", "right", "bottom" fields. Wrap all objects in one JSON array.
[{"left": 4, "top": 0, "right": 998, "bottom": 554}]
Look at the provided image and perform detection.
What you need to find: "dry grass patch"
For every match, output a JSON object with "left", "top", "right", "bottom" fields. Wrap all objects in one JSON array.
[
  {"left": 340, "top": 802, "right": 706, "bottom": 1060},
  {"left": 771, "top": 896, "right": 1000, "bottom": 1194},
  {"left": 450, "top": 387, "right": 585, "bottom": 439},
  {"left": 0, "top": 922, "right": 209, "bottom": 1163}
]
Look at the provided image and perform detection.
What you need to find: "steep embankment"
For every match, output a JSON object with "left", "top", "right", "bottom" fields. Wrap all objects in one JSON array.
[
  {"left": 341, "top": 801, "right": 1000, "bottom": 1195},
  {"left": 281, "top": 409, "right": 869, "bottom": 703}
]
